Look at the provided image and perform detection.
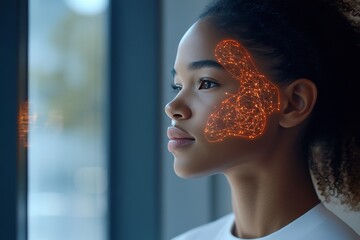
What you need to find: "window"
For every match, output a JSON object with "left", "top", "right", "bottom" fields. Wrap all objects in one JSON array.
[{"left": 28, "top": 1, "right": 108, "bottom": 239}]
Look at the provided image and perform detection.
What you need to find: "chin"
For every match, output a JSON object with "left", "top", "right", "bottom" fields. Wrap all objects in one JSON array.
[{"left": 173, "top": 157, "right": 218, "bottom": 179}]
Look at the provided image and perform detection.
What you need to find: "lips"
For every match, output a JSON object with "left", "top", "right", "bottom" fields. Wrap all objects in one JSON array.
[{"left": 167, "top": 126, "right": 195, "bottom": 152}]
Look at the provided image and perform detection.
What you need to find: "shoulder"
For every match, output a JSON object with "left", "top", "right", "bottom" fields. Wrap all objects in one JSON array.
[
  {"left": 171, "top": 213, "right": 234, "bottom": 240},
  {"left": 303, "top": 204, "right": 360, "bottom": 240}
]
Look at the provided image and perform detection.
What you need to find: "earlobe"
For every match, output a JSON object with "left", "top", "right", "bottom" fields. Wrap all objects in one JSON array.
[{"left": 279, "top": 79, "right": 317, "bottom": 128}]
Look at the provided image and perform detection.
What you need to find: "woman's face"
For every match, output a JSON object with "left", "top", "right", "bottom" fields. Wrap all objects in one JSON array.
[{"left": 165, "top": 20, "right": 281, "bottom": 178}]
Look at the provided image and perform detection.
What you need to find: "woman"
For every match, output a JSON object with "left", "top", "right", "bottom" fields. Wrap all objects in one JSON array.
[{"left": 165, "top": 0, "right": 360, "bottom": 239}]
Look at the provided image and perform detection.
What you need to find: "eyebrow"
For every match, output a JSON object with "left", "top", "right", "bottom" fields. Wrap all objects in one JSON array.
[{"left": 171, "top": 60, "right": 224, "bottom": 77}]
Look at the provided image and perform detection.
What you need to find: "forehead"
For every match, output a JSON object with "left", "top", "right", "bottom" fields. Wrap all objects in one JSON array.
[
  {"left": 176, "top": 19, "right": 280, "bottom": 83},
  {"left": 176, "top": 20, "right": 232, "bottom": 63}
]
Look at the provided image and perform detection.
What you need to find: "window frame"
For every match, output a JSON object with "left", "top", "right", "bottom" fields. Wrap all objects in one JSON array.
[
  {"left": 108, "top": 1, "right": 162, "bottom": 239},
  {"left": 0, "top": 0, "right": 28, "bottom": 239}
]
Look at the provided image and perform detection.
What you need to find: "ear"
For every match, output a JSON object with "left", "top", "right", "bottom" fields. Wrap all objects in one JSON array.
[{"left": 279, "top": 79, "right": 317, "bottom": 128}]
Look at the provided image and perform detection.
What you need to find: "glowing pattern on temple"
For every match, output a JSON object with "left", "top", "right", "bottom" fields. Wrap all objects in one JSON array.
[{"left": 204, "top": 40, "right": 280, "bottom": 141}]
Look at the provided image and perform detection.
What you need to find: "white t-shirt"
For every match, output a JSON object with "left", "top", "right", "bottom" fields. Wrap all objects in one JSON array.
[{"left": 172, "top": 204, "right": 360, "bottom": 240}]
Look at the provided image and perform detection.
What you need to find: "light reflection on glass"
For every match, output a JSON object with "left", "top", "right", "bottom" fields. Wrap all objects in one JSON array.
[
  {"left": 18, "top": 101, "right": 32, "bottom": 147},
  {"left": 28, "top": 1, "right": 108, "bottom": 239}
]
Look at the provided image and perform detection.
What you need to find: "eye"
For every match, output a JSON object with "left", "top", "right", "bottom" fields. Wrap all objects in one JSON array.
[
  {"left": 171, "top": 83, "right": 182, "bottom": 93},
  {"left": 198, "top": 79, "right": 219, "bottom": 90}
]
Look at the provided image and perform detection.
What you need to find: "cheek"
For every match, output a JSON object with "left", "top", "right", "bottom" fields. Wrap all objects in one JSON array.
[
  {"left": 204, "top": 92, "right": 267, "bottom": 142},
  {"left": 191, "top": 95, "right": 223, "bottom": 137}
]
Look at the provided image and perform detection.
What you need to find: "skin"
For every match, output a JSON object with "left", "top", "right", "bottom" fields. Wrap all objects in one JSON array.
[{"left": 165, "top": 19, "right": 320, "bottom": 238}]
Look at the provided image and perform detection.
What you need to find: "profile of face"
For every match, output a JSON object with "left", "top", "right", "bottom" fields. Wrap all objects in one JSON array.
[{"left": 165, "top": 20, "right": 282, "bottom": 178}]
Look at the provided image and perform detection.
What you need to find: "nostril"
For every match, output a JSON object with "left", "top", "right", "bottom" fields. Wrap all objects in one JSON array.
[{"left": 173, "top": 113, "right": 183, "bottom": 119}]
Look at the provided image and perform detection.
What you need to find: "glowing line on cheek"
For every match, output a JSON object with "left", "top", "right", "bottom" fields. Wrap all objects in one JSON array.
[{"left": 204, "top": 40, "right": 280, "bottom": 142}]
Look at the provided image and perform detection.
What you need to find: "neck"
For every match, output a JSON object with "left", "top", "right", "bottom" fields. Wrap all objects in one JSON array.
[{"left": 224, "top": 153, "right": 320, "bottom": 238}]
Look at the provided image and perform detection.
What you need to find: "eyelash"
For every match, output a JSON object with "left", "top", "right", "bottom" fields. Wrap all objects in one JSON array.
[
  {"left": 171, "top": 79, "right": 219, "bottom": 93},
  {"left": 198, "top": 79, "right": 219, "bottom": 90},
  {"left": 171, "top": 83, "right": 182, "bottom": 93}
]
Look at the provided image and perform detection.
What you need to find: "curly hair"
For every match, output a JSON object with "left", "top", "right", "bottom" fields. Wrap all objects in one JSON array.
[{"left": 199, "top": 0, "right": 360, "bottom": 210}]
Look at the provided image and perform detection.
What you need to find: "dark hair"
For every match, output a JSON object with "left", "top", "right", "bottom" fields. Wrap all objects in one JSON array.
[{"left": 200, "top": 0, "right": 360, "bottom": 210}]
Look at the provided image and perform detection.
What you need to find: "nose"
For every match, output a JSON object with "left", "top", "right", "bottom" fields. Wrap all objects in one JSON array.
[{"left": 164, "top": 97, "right": 192, "bottom": 120}]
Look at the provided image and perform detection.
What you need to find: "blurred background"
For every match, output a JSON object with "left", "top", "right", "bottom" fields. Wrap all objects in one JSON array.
[
  {"left": 28, "top": 0, "right": 108, "bottom": 240},
  {"left": 29, "top": 0, "right": 108, "bottom": 240},
  {"left": 25, "top": 0, "right": 360, "bottom": 240}
]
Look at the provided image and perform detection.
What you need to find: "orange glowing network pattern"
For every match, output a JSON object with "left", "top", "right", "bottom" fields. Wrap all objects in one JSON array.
[{"left": 204, "top": 40, "right": 280, "bottom": 142}]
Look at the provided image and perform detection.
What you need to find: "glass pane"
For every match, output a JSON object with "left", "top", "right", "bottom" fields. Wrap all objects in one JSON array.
[{"left": 28, "top": 1, "right": 108, "bottom": 239}]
